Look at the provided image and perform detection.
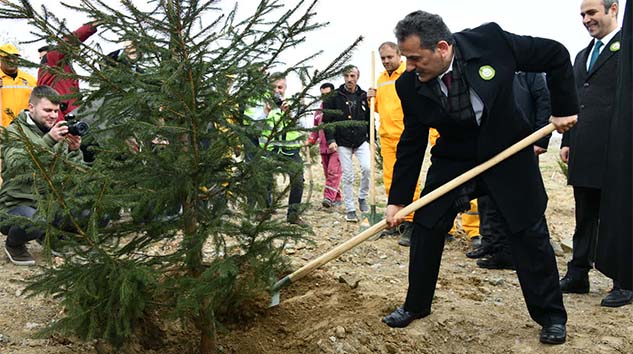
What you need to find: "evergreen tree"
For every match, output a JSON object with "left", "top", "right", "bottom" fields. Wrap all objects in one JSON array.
[{"left": 0, "top": 0, "right": 360, "bottom": 353}]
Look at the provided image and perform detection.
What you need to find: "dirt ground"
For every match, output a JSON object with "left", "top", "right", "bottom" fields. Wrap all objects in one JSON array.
[{"left": 1, "top": 136, "right": 632, "bottom": 354}]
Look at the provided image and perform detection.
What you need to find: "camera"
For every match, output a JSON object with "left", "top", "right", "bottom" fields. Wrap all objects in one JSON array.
[
  {"left": 273, "top": 92, "right": 284, "bottom": 107},
  {"left": 63, "top": 113, "right": 90, "bottom": 137}
]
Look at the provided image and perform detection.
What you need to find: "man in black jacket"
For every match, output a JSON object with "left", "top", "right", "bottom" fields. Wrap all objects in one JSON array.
[
  {"left": 322, "top": 65, "right": 371, "bottom": 222},
  {"left": 559, "top": 0, "right": 631, "bottom": 307},
  {"left": 382, "top": 11, "right": 577, "bottom": 344}
]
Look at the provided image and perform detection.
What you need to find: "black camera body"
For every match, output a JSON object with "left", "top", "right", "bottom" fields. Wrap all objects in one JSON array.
[
  {"left": 273, "top": 92, "right": 284, "bottom": 107},
  {"left": 63, "top": 113, "right": 90, "bottom": 137}
]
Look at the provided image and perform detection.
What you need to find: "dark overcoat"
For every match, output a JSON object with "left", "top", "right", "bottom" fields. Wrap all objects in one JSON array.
[
  {"left": 596, "top": 0, "right": 633, "bottom": 289},
  {"left": 389, "top": 22, "right": 578, "bottom": 234},
  {"left": 562, "top": 31, "right": 621, "bottom": 188}
]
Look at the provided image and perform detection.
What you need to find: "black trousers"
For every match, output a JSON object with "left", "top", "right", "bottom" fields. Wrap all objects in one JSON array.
[
  {"left": 267, "top": 148, "right": 304, "bottom": 218},
  {"left": 567, "top": 186, "right": 601, "bottom": 277},
  {"left": 478, "top": 195, "right": 512, "bottom": 257},
  {"left": 404, "top": 201, "right": 567, "bottom": 327}
]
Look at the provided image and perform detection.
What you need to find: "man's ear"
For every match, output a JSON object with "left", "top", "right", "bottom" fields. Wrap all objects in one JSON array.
[{"left": 436, "top": 40, "right": 450, "bottom": 54}]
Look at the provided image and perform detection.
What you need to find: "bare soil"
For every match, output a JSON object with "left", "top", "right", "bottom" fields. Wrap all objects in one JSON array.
[{"left": 1, "top": 138, "right": 632, "bottom": 354}]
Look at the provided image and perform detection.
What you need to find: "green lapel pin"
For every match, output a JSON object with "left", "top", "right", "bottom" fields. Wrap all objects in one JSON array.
[{"left": 479, "top": 65, "right": 495, "bottom": 80}]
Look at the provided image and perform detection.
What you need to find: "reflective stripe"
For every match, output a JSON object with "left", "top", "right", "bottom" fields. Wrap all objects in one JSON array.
[
  {"left": 0, "top": 85, "right": 33, "bottom": 89},
  {"left": 377, "top": 80, "right": 396, "bottom": 88}
]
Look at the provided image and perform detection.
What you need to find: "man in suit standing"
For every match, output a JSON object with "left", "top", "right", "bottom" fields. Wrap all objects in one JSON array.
[
  {"left": 559, "top": 0, "right": 632, "bottom": 307},
  {"left": 381, "top": 11, "right": 577, "bottom": 344}
]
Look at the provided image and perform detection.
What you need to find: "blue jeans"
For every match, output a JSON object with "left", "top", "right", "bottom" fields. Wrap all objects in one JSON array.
[{"left": 2, "top": 206, "right": 45, "bottom": 247}]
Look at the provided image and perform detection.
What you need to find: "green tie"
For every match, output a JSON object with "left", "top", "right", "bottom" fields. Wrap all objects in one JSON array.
[{"left": 588, "top": 40, "right": 603, "bottom": 72}]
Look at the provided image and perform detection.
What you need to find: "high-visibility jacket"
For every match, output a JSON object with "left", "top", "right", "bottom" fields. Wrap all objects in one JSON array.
[
  {"left": 259, "top": 108, "right": 303, "bottom": 154},
  {"left": 0, "top": 69, "right": 36, "bottom": 127},
  {"left": 376, "top": 61, "right": 406, "bottom": 141},
  {"left": 377, "top": 61, "right": 420, "bottom": 222}
]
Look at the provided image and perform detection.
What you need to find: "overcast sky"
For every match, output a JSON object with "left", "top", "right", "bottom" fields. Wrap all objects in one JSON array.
[{"left": 2, "top": 0, "right": 628, "bottom": 93}]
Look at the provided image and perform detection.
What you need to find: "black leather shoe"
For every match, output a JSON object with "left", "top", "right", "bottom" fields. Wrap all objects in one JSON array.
[
  {"left": 559, "top": 274, "right": 589, "bottom": 294},
  {"left": 600, "top": 288, "right": 633, "bottom": 307},
  {"left": 466, "top": 246, "right": 489, "bottom": 259},
  {"left": 539, "top": 324, "right": 566, "bottom": 344},
  {"left": 382, "top": 306, "right": 430, "bottom": 328},
  {"left": 476, "top": 254, "right": 515, "bottom": 270}
]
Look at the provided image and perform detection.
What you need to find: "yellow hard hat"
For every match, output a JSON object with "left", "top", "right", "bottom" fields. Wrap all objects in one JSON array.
[{"left": 0, "top": 43, "right": 20, "bottom": 57}]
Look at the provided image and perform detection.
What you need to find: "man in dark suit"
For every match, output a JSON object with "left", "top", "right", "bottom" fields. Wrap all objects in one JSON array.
[
  {"left": 381, "top": 11, "right": 578, "bottom": 344},
  {"left": 559, "top": 0, "right": 632, "bottom": 307}
]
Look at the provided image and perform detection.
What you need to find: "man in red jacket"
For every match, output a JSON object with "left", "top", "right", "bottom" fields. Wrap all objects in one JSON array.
[{"left": 37, "top": 22, "right": 98, "bottom": 120}]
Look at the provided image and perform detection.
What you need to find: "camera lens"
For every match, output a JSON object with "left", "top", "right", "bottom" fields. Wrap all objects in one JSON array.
[{"left": 68, "top": 121, "right": 89, "bottom": 136}]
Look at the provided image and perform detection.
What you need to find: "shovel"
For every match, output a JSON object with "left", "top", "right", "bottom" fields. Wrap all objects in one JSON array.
[
  {"left": 360, "top": 51, "right": 382, "bottom": 229},
  {"left": 270, "top": 123, "right": 556, "bottom": 307}
]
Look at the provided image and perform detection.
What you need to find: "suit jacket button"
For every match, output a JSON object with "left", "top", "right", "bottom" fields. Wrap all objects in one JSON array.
[
  {"left": 580, "top": 104, "right": 585, "bottom": 109},
  {"left": 583, "top": 82, "right": 589, "bottom": 87}
]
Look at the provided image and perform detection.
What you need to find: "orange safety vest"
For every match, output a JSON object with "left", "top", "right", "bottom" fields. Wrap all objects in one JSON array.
[{"left": 0, "top": 69, "right": 36, "bottom": 127}]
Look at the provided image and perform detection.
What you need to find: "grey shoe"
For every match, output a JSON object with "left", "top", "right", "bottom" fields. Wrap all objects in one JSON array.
[
  {"left": 322, "top": 198, "right": 333, "bottom": 208},
  {"left": 345, "top": 211, "right": 359, "bottom": 223},
  {"left": 358, "top": 199, "right": 369, "bottom": 213},
  {"left": 4, "top": 244, "right": 35, "bottom": 266}
]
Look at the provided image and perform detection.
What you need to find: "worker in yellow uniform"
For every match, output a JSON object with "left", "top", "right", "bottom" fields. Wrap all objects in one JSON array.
[
  {"left": 0, "top": 44, "right": 36, "bottom": 127},
  {"left": 368, "top": 42, "right": 421, "bottom": 247},
  {"left": 429, "top": 128, "right": 481, "bottom": 245}
]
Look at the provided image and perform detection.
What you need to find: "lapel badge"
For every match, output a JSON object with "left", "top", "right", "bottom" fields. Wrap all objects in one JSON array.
[
  {"left": 479, "top": 65, "right": 495, "bottom": 80},
  {"left": 610, "top": 41, "right": 620, "bottom": 52}
]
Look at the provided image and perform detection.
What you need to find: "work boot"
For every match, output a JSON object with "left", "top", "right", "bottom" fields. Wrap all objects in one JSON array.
[
  {"left": 398, "top": 222, "right": 413, "bottom": 247},
  {"left": 358, "top": 199, "right": 369, "bottom": 213},
  {"left": 287, "top": 214, "right": 308, "bottom": 226},
  {"left": 4, "top": 244, "right": 35, "bottom": 266}
]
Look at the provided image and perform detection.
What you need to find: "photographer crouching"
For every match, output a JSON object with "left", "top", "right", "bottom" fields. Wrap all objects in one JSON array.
[{"left": 1, "top": 86, "right": 85, "bottom": 265}]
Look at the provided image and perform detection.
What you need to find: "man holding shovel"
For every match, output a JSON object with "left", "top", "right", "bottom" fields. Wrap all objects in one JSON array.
[{"left": 383, "top": 11, "right": 577, "bottom": 344}]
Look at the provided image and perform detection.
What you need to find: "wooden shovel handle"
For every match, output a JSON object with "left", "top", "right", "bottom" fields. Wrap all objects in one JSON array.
[
  {"left": 369, "top": 51, "right": 377, "bottom": 206},
  {"left": 286, "top": 123, "right": 556, "bottom": 283}
]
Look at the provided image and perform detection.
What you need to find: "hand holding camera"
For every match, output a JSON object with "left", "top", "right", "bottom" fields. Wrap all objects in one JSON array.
[
  {"left": 63, "top": 113, "right": 90, "bottom": 137},
  {"left": 273, "top": 92, "right": 289, "bottom": 112}
]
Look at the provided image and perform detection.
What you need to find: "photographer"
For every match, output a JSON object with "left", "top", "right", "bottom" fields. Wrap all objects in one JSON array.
[
  {"left": 1, "top": 86, "right": 84, "bottom": 266},
  {"left": 258, "top": 74, "right": 306, "bottom": 225}
]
